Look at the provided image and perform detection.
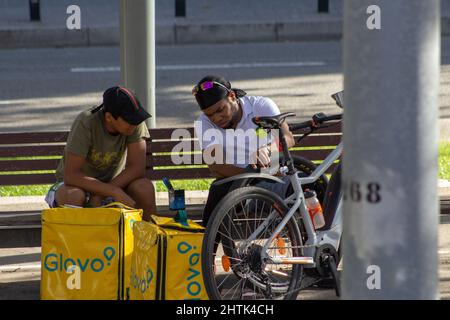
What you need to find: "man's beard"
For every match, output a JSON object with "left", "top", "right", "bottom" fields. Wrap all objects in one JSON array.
[{"left": 224, "top": 102, "right": 241, "bottom": 129}]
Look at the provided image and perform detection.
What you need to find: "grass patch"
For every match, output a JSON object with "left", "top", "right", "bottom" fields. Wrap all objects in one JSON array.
[
  {"left": 157, "top": 179, "right": 214, "bottom": 192},
  {"left": 0, "top": 179, "right": 216, "bottom": 197},
  {"left": 2, "top": 142, "right": 450, "bottom": 196},
  {"left": 0, "top": 184, "right": 52, "bottom": 197},
  {"left": 439, "top": 142, "right": 450, "bottom": 180}
]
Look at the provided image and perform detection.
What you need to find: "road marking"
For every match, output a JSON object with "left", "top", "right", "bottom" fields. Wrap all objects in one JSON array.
[
  {"left": 71, "top": 66, "right": 120, "bottom": 73},
  {"left": 0, "top": 225, "right": 41, "bottom": 230},
  {"left": 70, "top": 61, "right": 326, "bottom": 73},
  {"left": 0, "top": 213, "right": 41, "bottom": 219},
  {"left": 0, "top": 264, "right": 41, "bottom": 272},
  {"left": 0, "top": 100, "right": 21, "bottom": 105}
]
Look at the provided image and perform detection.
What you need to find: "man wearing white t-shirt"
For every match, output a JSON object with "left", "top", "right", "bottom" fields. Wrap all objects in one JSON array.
[{"left": 192, "top": 75, "right": 296, "bottom": 226}]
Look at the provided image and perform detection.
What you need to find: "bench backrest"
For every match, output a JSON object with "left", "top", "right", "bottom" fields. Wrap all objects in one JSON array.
[{"left": 0, "top": 124, "right": 341, "bottom": 186}]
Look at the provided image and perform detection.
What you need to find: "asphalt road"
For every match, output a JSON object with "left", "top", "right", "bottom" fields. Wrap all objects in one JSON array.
[{"left": 1, "top": 39, "right": 450, "bottom": 135}]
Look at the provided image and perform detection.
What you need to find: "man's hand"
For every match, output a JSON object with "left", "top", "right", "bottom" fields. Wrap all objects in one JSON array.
[
  {"left": 112, "top": 188, "right": 136, "bottom": 208},
  {"left": 87, "top": 194, "right": 105, "bottom": 207},
  {"left": 251, "top": 145, "right": 271, "bottom": 169}
]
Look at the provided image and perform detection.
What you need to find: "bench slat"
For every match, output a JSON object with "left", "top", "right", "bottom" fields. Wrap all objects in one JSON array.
[
  {"left": 0, "top": 174, "right": 56, "bottom": 185},
  {"left": 148, "top": 123, "right": 342, "bottom": 138},
  {"left": 0, "top": 132, "right": 68, "bottom": 145},
  {"left": 148, "top": 135, "right": 341, "bottom": 154},
  {"left": 292, "top": 122, "right": 342, "bottom": 134},
  {"left": 0, "top": 146, "right": 65, "bottom": 157},
  {"left": 149, "top": 128, "right": 195, "bottom": 140},
  {"left": 148, "top": 168, "right": 214, "bottom": 180},
  {"left": 149, "top": 149, "right": 338, "bottom": 167},
  {"left": 148, "top": 141, "right": 200, "bottom": 153},
  {"left": 0, "top": 124, "right": 341, "bottom": 145},
  {"left": 0, "top": 162, "right": 339, "bottom": 185},
  {"left": 0, "top": 123, "right": 342, "bottom": 186},
  {"left": 0, "top": 159, "right": 60, "bottom": 172},
  {"left": 293, "top": 135, "right": 341, "bottom": 146},
  {"left": 149, "top": 163, "right": 338, "bottom": 180}
]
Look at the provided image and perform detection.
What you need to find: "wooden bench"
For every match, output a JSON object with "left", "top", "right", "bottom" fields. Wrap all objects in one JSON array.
[
  {"left": 0, "top": 123, "right": 341, "bottom": 247},
  {"left": 2, "top": 123, "right": 450, "bottom": 213},
  {"left": 2, "top": 123, "right": 450, "bottom": 248},
  {"left": 2, "top": 123, "right": 450, "bottom": 247},
  {"left": 0, "top": 124, "right": 342, "bottom": 189}
]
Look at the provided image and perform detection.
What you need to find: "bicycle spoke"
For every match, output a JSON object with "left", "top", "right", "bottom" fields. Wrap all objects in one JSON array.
[
  {"left": 225, "top": 209, "right": 245, "bottom": 241},
  {"left": 222, "top": 276, "right": 245, "bottom": 299},
  {"left": 216, "top": 227, "right": 238, "bottom": 245},
  {"left": 230, "top": 277, "right": 244, "bottom": 300},
  {"left": 238, "top": 277, "right": 248, "bottom": 300},
  {"left": 216, "top": 272, "right": 236, "bottom": 290},
  {"left": 204, "top": 187, "right": 305, "bottom": 300},
  {"left": 235, "top": 201, "right": 249, "bottom": 240},
  {"left": 254, "top": 199, "right": 258, "bottom": 238}
]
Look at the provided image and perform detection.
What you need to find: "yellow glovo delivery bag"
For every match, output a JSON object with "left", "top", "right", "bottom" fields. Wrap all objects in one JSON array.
[
  {"left": 40, "top": 203, "right": 142, "bottom": 300},
  {"left": 130, "top": 212, "right": 208, "bottom": 300}
]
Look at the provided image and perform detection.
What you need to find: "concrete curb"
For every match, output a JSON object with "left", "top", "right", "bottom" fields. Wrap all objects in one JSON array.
[
  {"left": 2, "top": 17, "right": 450, "bottom": 49},
  {"left": 0, "top": 20, "right": 343, "bottom": 49},
  {"left": 1, "top": 182, "right": 449, "bottom": 213},
  {"left": 0, "top": 190, "right": 208, "bottom": 212}
]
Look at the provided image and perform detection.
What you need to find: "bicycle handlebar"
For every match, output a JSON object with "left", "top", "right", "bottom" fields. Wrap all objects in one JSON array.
[{"left": 288, "top": 113, "right": 342, "bottom": 132}]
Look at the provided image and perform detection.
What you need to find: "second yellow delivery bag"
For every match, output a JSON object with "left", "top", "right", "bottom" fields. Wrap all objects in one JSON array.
[{"left": 130, "top": 213, "right": 208, "bottom": 300}]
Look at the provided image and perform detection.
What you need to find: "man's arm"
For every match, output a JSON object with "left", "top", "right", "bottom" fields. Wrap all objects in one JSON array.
[
  {"left": 276, "top": 121, "right": 296, "bottom": 149},
  {"left": 205, "top": 122, "right": 296, "bottom": 176},
  {"left": 251, "top": 122, "right": 296, "bottom": 169},
  {"left": 109, "top": 139, "right": 147, "bottom": 189},
  {"left": 203, "top": 144, "right": 246, "bottom": 178},
  {"left": 63, "top": 152, "right": 134, "bottom": 205}
]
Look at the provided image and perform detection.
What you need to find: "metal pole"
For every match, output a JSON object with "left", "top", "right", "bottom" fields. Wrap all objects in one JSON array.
[
  {"left": 318, "top": 0, "right": 329, "bottom": 13},
  {"left": 29, "top": 0, "right": 40, "bottom": 21},
  {"left": 120, "top": 0, "right": 156, "bottom": 128},
  {"left": 342, "top": 0, "right": 440, "bottom": 299},
  {"left": 175, "top": 0, "right": 186, "bottom": 17}
]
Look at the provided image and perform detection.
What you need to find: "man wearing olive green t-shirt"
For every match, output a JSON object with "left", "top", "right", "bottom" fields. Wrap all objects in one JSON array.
[{"left": 45, "top": 86, "right": 156, "bottom": 221}]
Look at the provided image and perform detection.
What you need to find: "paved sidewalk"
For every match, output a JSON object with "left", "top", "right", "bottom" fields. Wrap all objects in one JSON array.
[
  {"left": 0, "top": 190, "right": 208, "bottom": 213},
  {"left": 1, "top": 181, "right": 450, "bottom": 214},
  {"left": 1, "top": 180, "right": 449, "bottom": 299},
  {"left": 1, "top": 0, "right": 450, "bottom": 48},
  {"left": 2, "top": 224, "right": 449, "bottom": 300}
]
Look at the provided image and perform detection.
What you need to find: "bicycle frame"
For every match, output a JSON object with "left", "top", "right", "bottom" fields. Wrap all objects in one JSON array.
[{"left": 240, "top": 142, "right": 343, "bottom": 267}]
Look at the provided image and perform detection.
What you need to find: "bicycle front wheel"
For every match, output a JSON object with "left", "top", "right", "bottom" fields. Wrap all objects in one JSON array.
[{"left": 202, "top": 186, "right": 303, "bottom": 300}]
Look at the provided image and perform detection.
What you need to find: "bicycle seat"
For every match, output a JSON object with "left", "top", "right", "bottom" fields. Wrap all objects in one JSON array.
[{"left": 252, "top": 112, "right": 296, "bottom": 129}]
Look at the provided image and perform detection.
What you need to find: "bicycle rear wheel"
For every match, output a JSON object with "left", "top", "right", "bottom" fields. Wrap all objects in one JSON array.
[{"left": 202, "top": 186, "right": 303, "bottom": 300}]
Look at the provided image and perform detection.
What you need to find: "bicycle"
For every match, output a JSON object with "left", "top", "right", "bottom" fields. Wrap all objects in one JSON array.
[{"left": 201, "top": 91, "right": 344, "bottom": 300}]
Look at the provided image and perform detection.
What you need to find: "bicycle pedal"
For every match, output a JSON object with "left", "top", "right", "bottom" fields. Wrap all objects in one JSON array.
[{"left": 270, "top": 257, "right": 314, "bottom": 265}]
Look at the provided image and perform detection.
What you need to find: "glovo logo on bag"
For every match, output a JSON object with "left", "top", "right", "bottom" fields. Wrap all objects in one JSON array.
[
  {"left": 130, "top": 267, "right": 154, "bottom": 294},
  {"left": 43, "top": 247, "right": 116, "bottom": 273},
  {"left": 177, "top": 241, "right": 203, "bottom": 300}
]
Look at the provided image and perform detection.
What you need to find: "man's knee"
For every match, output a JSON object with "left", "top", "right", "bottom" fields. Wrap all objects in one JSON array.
[
  {"left": 126, "top": 178, "right": 155, "bottom": 197},
  {"left": 55, "top": 185, "right": 86, "bottom": 207}
]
